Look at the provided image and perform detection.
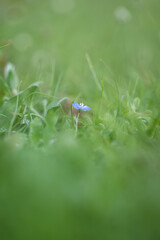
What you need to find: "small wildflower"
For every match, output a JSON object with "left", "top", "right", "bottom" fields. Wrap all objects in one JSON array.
[{"left": 72, "top": 102, "right": 91, "bottom": 111}]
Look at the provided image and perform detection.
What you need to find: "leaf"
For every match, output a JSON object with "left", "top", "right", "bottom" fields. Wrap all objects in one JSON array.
[
  {"left": 0, "top": 82, "right": 40, "bottom": 129},
  {"left": 0, "top": 98, "right": 17, "bottom": 129},
  {"left": 86, "top": 54, "right": 101, "bottom": 91},
  {"left": 54, "top": 72, "right": 63, "bottom": 97},
  {"left": 133, "top": 97, "right": 140, "bottom": 110},
  {"left": 7, "top": 82, "right": 40, "bottom": 105},
  {"left": 86, "top": 53, "right": 107, "bottom": 100},
  {"left": 29, "top": 117, "right": 44, "bottom": 146},
  {"left": 18, "top": 82, "right": 40, "bottom": 105},
  {"left": 0, "top": 75, "right": 12, "bottom": 96},
  {"left": 46, "top": 97, "right": 68, "bottom": 116},
  {"left": 132, "top": 97, "right": 140, "bottom": 112},
  {"left": 4, "top": 63, "right": 19, "bottom": 95}
]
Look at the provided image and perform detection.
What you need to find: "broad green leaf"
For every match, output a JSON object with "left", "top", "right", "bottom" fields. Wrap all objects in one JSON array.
[
  {"left": 4, "top": 63, "right": 19, "bottom": 95},
  {"left": 46, "top": 97, "right": 68, "bottom": 115},
  {"left": 29, "top": 117, "right": 44, "bottom": 146}
]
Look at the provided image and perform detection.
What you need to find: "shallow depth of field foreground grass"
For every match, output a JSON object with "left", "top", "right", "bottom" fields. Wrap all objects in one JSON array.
[{"left": 1, "top": 0, "right": 160, "bottom": 239}]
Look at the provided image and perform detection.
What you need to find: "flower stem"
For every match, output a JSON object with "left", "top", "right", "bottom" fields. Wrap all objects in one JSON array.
[
  {"left": 71, "top": 101, "right": 74, "bottom": 127},
  {"left": 75, "top": 109, "right": 81, "bottom": 134}
]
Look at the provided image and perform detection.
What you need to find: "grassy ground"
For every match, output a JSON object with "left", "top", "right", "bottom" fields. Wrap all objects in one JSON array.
[{"left": 1, "top": 0, "right": 160, "bottom": 239}]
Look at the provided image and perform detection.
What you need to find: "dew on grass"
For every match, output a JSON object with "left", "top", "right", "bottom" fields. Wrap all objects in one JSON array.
[
  {"left": 51, "top": 0, "right": 75, "bottom": 13},
  {"left": 13, "top": 32, "right": 33, "bottom": 52}
]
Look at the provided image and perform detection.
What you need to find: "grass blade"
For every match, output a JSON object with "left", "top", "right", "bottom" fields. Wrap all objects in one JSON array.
[{"left": 86, "top": 53, "right": 107, "bottom": 100}]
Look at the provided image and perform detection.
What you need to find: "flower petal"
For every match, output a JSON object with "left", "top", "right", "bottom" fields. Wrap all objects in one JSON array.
[
  {"left": 82, "top": 105, "right": 91, "bottom": 111},
  {"left": 72, "top": 102, "right": 81, "bottom": 109},
  {"left": 72, "top": 102, "right": 91, "bottom": 111}
]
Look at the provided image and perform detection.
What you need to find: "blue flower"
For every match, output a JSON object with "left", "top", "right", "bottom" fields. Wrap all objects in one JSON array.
[{"left": 72, "top": 102, "right": 91, "bottom": 111}]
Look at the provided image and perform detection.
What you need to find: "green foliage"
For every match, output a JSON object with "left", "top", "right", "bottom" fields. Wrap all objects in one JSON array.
[
  {"left": 0, "top": 59, "right": 160, "bottom": 239},
  {"left": 1, "top": 0, "right": 160, "bottom": 239}
]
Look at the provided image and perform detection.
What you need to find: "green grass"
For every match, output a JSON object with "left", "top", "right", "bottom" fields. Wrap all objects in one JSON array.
[{"left": 1, "top": 0, "right": 160, "bottom": 239}]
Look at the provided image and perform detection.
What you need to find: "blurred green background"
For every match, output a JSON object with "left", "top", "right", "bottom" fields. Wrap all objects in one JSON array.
[
  {"left": 1, "top": 0, "right": 160, "bottom": 239},
  {"left": 1, "top": 0, "right": 160, "bottom": 99}
]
